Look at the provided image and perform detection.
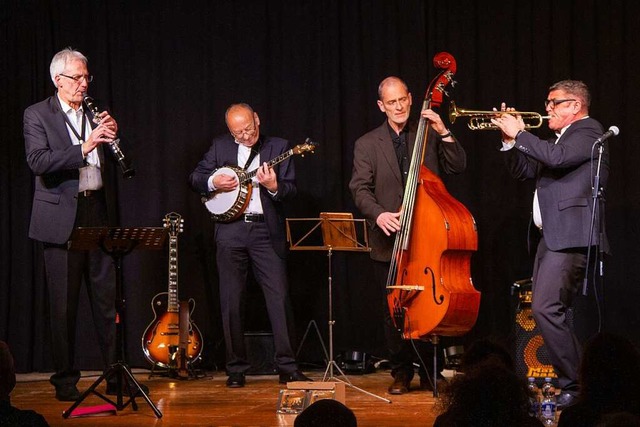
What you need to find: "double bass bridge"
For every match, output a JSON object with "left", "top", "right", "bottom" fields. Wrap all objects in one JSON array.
[{"left": 386, "top": 285, "right": 425, "bottom": 291}]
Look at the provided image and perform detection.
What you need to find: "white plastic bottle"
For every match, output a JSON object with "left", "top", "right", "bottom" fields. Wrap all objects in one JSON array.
[{"left": 539, "top": 377, "right": 557, "bottom": 426}]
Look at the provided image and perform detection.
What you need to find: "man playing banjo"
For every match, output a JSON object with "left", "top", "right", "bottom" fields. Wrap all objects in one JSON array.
[{"left": 189, "top": 103, "right": 311, "bottom": 388}]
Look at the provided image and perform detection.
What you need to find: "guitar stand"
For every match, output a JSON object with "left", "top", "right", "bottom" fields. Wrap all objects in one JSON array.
[{"left": 63, "top": 226, "right": 167, "bottom": 419}]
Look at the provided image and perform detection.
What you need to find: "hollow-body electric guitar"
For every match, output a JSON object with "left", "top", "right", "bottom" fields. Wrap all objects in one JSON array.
[{"left": 142, "top": 212, "right": 203, "bottom": 371}]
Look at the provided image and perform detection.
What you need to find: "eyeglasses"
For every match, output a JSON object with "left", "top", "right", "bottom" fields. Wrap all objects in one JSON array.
[
  {"left": 544, "top": 98, "right": 576, "bottom": 109},
  {"left": 59, "top": 73, "right": 94, "bottom": 83},
  {"left": 229, "top": 123, "right": 257, "bottom": 139}
]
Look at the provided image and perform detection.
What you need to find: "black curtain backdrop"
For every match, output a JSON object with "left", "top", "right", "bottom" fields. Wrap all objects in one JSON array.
[{"left": 2, "top": 0, "right": 639, "bottom": 373}]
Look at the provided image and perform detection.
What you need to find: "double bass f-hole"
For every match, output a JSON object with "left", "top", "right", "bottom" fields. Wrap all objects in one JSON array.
[
  {"left": 423, "top": 267, "right": 444, "bottom": 306},
  {"left": 392, "top": 267, "right": 443, "bottom": 306}
]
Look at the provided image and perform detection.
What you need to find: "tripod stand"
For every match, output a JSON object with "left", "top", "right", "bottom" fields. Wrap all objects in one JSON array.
[
  {"left": 63, "top": 226, "right": 167, "bottom": 419},
  {"left": 287, "top": 213, "right": 391, "bottom": 403}
]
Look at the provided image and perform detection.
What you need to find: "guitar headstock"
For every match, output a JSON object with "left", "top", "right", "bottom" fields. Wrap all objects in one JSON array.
[
  {"left": 292, "top": 137, "right": 318, "bottom": 156},
  {"left": 163, "top": 212, "right": 184, "bottom": 236}
]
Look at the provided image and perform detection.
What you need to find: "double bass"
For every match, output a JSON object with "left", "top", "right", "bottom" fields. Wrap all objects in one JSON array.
[{"left": 386, "top": 52, "right": 480, "bottom": 341}]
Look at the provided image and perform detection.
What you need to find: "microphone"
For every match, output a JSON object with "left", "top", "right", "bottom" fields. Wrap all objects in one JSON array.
[{"left": 595, "top": 126, "right": 620, "bottom": 143}]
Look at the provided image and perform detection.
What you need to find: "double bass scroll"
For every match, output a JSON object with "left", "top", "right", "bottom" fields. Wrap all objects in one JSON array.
[{"left": 385, "top": 52, "right": 481, "bottom": 341}]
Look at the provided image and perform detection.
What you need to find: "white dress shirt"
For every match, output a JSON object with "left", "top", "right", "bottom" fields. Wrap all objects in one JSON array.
[{"left": 57, "top": 94, "right": 102, "bottom": 192}]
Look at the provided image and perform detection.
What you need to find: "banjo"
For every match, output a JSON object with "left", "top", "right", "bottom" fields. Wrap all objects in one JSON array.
[{"left": 203, "top": 138, "right": 316, "bottom": 221}]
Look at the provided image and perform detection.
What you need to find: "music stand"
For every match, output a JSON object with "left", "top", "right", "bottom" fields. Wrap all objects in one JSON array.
[
  {"left": 62, "top": 226, "right": 167, "bottom": 419},
  {"left": 287, "top": 213, "right": 390, "bottom": 403}
]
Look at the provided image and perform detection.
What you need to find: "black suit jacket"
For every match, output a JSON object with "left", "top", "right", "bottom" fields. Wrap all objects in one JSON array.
[
  {"left": 189, "top": 134, "right": 296, "bottom": 258},
  {"left": 504, "top": 117, "right": 609, "bottom": 252},
  {"left": 24, "top": 95, "right": 116, "bottom": 244},
  {"left": 349, "top": 120, "right": 467, "bottom": 261}
]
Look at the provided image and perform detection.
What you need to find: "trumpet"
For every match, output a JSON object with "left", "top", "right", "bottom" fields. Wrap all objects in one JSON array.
[
  {"left": 449, "top": 101, "right": 550, "bottom": 130},
  {"left": 84, "top": 95, "right": 135, "bottom": 179}
]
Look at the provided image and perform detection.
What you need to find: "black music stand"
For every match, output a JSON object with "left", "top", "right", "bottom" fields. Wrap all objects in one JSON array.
[
  {"left": 286, "top": 213, "right": 390, "bottom": 403},
  {"left": 62, "top": 226, "right": 167, "bottom": 419}
]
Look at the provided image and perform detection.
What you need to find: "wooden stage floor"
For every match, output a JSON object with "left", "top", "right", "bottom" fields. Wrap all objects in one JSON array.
[{"left": 13, "top": 368, "right": 441, "bottom": 426}]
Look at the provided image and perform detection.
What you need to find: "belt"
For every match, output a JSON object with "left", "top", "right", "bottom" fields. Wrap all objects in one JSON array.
[
  {"left": 78, "top": 189, "right": 102, "bottom": 197},
  {"left": 243, "top": 213, "right": 265, "bottom": 223}
]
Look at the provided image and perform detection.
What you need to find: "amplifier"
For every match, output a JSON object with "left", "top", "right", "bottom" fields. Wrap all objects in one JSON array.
[
  {"left": 512, "top": 279, "right": 556, "bottom": 381},
  {"left": 244, "top": 332, "right": 278, "bottom": 375}
]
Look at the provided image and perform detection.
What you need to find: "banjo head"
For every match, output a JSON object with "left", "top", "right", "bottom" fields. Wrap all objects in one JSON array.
[{"left": 203, "top": 166, "right": 251, "bottom": 221}]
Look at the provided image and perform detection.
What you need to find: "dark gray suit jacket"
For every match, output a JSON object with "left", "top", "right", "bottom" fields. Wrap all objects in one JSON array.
[
  {"left": 189, "top": 134, "right": 296, "bottom": 258},
  {"left": 503, "top": 117, "right": 609, "bottom": 252},
  {"left": 349, "top": 120, "right": 467, "bottom": 261},
  {"left": 24, "top": 96, "right": 115, "bottom": 244}
]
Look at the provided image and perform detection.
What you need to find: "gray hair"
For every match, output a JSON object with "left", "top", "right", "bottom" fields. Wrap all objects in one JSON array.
[
  {"left": 549, "top": 80, "right": 591, "bottom": 109},
  {"left": 49, "top": 47, "right": 88, "bottom": 86}
]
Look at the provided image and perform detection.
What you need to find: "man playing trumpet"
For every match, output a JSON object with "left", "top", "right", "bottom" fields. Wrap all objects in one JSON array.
[{"left": 491, "top": 80, "right": 609, "bottom": 410}]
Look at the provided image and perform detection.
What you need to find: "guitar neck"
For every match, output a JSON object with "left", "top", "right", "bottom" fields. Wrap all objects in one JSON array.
[
  {"left": 241, "top": 149, "right": 294, "bottom": 183},
  {"left": 167, "top": 235, "right": 179, "bottom": 313}
]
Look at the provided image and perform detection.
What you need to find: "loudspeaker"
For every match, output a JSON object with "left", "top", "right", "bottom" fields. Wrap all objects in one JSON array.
[
  {"left": 511, "top": 279, "right": 555, "bottom": 381},
  {"left": 244, "top": 332, "right": 278, "bottom": 375}
]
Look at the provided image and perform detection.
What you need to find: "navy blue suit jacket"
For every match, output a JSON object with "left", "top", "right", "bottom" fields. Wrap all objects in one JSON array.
[
  {"left": 189, "top": 134, "right": 297, "bottom": 258},
  {"left": 24, "top": 96, "right": 115, "bottom": 244},
  {"left": 504, "top": 117, "right": 609, "bottom": 252}
]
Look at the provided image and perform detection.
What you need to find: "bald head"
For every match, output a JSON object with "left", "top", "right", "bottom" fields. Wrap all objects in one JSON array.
[
  {"left": 378, "top": 76, "right": 409, "bottom": 100},
  {"left": 377, "top": 76, "right": 413, "bottom": 133},
  {"left": 225, "top": 103, "right": 261, "bottom": 147}
]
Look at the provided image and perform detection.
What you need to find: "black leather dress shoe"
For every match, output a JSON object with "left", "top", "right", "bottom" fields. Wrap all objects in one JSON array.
[
  {"left": 556, "top": 392, "right": 578, "bottom": 410},
  {"left": 55, "top": 384, "right": 81, "bottom": 401},
  {"left": 388, "top": 371, "right": 412, "bottom": 395},
  {"left": 279, "top": 370, "right": 312, "bottom": 384},
  {"left": 107, "top": 380, "right": 150, "bottom": 396},
  {"left": 226, "top": 373, "right": 246, "bottom": 388}
]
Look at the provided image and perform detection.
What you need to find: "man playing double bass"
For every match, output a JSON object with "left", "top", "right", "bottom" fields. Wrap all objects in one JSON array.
[{"left": 349, "top": 76, "right": 467, "bottom": 394}]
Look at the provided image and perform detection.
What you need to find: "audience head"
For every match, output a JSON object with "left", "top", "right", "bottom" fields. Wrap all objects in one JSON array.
[
  {"left": 435, "top": 359, "right": 531, "bottom": 426},
  {"left": 460, "top": 337, "right": 515, "bottom": 372},
  {"left": 294, "top": 399, "right": 357, "bottom": 427},
  {"left": 578, "top": 332, "right": 640, "bottom": 413},
  {"left": 596, "top": 411, "right": 640, "bottom": 427},
  {"left": 0, "top": 340, "right": 17, "bottom": 401}
]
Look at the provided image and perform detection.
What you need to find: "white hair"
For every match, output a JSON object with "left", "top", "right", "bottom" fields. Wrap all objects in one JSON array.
[{"left": 49, "top": 47, "right": 88, "bottom": 86}]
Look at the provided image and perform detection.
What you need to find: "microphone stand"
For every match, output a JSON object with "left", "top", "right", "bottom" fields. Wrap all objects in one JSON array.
[{"left": 582, "top": 140, "right": 606, "bottom": 297}]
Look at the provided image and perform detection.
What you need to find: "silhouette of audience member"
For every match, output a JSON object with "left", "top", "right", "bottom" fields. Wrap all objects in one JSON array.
[
  {"left": 558, "top": 332, "right": 640, "bottom": 427},
  {"left": 0, "top": 341, "right": 49, "bottom": 427},
  {"left": 434, "top": 358, "right": 543, "bottom": 426},
  {"left": 596, "top": 411, "right": 640, "bottom": 427},
  {"left": 459, "top": 337, "right": 515, "bottom": 372},
  {"left": 294, "top": 399, "right": 357, "bottom": 427}
]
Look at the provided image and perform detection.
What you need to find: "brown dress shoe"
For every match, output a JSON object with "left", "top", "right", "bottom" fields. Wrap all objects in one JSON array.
[{"left": 388, "top": 371, "right": 412, "bottom": 394}]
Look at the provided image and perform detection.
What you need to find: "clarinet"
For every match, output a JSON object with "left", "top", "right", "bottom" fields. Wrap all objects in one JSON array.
[{"left": 83, "top": 95, "right": 135, "bottom": 179}]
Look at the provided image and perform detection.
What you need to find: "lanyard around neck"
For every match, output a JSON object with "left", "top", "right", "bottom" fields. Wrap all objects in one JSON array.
[{"left": 56, "top": 96, "right": 88, "bottom": 143}]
